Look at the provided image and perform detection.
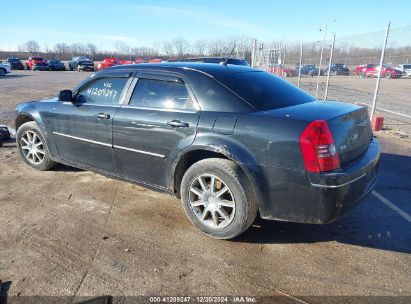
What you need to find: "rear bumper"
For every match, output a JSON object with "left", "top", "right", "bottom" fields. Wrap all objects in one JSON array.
[
  {"left": 259, "top": 138, "right": 380, "bottom": 224},
  {"left": 78, "top": 65, "right": 94, "bottom": 71}
]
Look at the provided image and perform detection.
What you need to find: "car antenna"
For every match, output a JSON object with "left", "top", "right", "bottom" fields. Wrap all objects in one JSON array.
[{"left": 222, "top": 43, "right": 236, "bottom": 66}]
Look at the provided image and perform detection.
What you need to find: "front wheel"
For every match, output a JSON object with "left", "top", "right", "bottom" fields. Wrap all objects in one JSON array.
[
  {"left": 0, "top": 68, "right": 6, "bottom": 77},
  {"left": 16, "top": 121, "right": 56, "bottom": 171},
  {"left": 180, "top": 158, "right": 258, "bottom": 239}
]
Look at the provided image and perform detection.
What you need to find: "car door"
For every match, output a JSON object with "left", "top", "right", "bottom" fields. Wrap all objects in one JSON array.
[
  {"left": 51, "top": 72, "right": 133, "bottom": 172},
  {"left": 113, "top": 72, "right": 200, "bottom": 188}
]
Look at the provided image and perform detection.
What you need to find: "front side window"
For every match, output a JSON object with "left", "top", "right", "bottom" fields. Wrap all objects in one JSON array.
[
  {"left": 76, "top": 77, "right": 128, "bottom": 105},
  {"left": 129, "top": 78, "right": 195, "bottom": 110}
]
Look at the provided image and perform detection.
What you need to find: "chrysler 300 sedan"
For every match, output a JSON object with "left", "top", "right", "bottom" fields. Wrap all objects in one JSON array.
[{"left": 15, "top": 63, "right": 380, "bottom": 239}]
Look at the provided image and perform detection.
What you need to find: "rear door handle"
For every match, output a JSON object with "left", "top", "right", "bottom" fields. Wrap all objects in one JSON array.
[
  {"left": 95, "top": 113, "right": 110, "bottom": 120},
  {"left": 167, "top": 120, "right": 189, "bottom": 128}
]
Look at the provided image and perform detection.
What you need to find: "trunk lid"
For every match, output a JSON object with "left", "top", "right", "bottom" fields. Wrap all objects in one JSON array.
[
  {"left": 327, "top": 106, "right": 372, "bottom": 165},
  {"left": 259, "top": 101, "right": 373, "bottom": 165}
]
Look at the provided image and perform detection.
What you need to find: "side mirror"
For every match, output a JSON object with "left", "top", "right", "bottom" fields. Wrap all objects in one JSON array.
[{"left": 59, "top": 90, "right": 73, "bottom": 102}]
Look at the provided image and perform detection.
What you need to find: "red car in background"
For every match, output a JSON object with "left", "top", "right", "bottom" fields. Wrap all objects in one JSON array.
[
  {"left": 355, "top": 64, "right": 403, "bottom": 78},
  {"left": 26, "top": 57, "right": 49, "bottom": 71},
  {"left": 97, "top": 58, "right": 121, "bottom": 70},
  {"left": 268, "top": 65, "right": 297, "bottom": 77},
  {"left": 97, "top": 58, "right": 136, "bottom": 70}
]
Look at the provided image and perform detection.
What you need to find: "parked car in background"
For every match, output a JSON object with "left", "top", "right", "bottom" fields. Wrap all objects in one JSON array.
[
  {"left": 14, "top": 62, "right": 380, "bottom": 239},
  {"left": 396, "top": 64, "right": 411, "bottom": 78},
  {"left": 6, "top": 57, "right": 24, "bottom": 70},
  {"left": 0, "top": 61, "right": 11, "bottom": 76},
  {"left": 47, "top": 60, "right": 66, "bottom": 71},
  {"left": 362, "top": 64, "right": 403, "bottom": 78},
  {"left": 175, "top": 57, "right": 250, "bottom": 66},
  {"left": 268, "top": 65, "right": 297, "bottom": 77},
  {"left": 69, "top": 56, "right": 94, "bottom": 71},
  {"left": 120, "top": 60, "right": 134, "bottom": 65},
  {"left": 327, "top": 63, "right": 350, "bottom": 75},
  {"left": 135, "top": 58, "right": 145, "bottom": 64},
  {"left": 295, "top": 64, "right": 324, "bottom": 76},
  {"left": 97, "top": 57, "right": 121, "bottom": 70},
  {"left": 26, "top": 57, "right": 49, "bottom": 71}
]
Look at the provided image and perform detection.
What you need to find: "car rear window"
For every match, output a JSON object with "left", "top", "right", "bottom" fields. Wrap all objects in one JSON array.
[{"left": 216, "top": 71, "right": 315, "bottom": 111}]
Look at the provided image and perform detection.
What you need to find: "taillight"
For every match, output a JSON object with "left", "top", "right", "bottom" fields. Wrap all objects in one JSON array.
[{"left": 299, "top": 120, "right": 340, "bottom": 173}]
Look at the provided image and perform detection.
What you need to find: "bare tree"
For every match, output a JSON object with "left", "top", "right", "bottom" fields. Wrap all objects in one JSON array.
[
  {"left": 208, "top": 39, "right": 225, "bottom": 56},
  {"left": 114, "top": 41, "right": 131, "bottom": 56},
  {"left": 172, "top": 38, "right": 189, "bottom": 57},
  {"left": 54, "top": 43, "right": 71, "bottom": 55},
  {"left": 193, "top": 39, "right": 208, "bottom": 56},
  {"left": 162, "top": 41, "right": 174, "bottom": 57},
  {"left": 70, "top": 43, "right": 86, "bottom": 55},
  {"left": 18, "top": 40, "right": 41, "bottom": 54},
  {"left": 86, "top": 43, "right": 97, "bottom": 57}
]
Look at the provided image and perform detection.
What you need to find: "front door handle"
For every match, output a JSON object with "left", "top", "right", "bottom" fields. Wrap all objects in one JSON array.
[
  {"left": 95, "top": 113, "right": 110, "bottom": 120},
  {"left": 167, "top": 120, "right": 189, "bottom": 128}
]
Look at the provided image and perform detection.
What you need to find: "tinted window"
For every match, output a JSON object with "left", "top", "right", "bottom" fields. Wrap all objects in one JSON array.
[
  {"left": 129, "top": 78, "right": 195, "bottom": 110},
  {"left": 216, "top": 71, "right": 315, "bottom": 111},
  {"left": 77, "top": 77, "right": 128, "bottom": 105},
  {"left": 404, "top": 65, "right": 411, "bottom": 69}
]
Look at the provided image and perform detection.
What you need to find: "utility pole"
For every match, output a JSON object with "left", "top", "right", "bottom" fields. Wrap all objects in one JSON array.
[
  {"left": 371, "top": 22, "right": 391, "bottom": 120},
  {"left": 315, "top": 20, "right": 328, "bottom": 98},
  {"left": 324, "top": 33, "right": 336, "bottom": 101},
  {"left": 297, "top": 41, "right": 303, "bottom": 88}
]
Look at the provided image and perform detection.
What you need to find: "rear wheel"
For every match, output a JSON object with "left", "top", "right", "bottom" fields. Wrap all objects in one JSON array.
[
  {"left": 180, "top": 158, "right": 258, "bottom": 239},
  {"left": 385, "top": 72, "right": 392, "bottom": 78},
  {"left": 16, "top": 121, "right": 56, "bottom": 171},
  {"left": 0, "top": 68, "right": 6, "bottom": 77}
]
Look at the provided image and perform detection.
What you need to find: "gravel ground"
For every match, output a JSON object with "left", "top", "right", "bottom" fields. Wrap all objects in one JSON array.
[{"left": 0, "top": 70, "right": 410, "bottom": 303}]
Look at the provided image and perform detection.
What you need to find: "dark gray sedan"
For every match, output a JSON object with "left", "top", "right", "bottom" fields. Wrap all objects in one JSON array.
[{"left": 15, "top": 63, "right": 380, "bottom": 239}]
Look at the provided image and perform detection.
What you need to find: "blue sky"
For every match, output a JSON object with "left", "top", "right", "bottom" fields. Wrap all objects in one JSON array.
[{"left": 1, "top": 0, "right": 410, "bottom": 51}]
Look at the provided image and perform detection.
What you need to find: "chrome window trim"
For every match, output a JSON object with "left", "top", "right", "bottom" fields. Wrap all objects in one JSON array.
[{"left": 52, "top": 132, "right": 165, "bottom": 158}]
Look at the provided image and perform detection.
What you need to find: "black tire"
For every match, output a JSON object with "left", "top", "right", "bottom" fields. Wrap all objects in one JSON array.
[
  {"left": 180, "top": 158, "right": 258, "bottom": 239},
  {"left": 385, "top": 72, "right": 392, "bottom": 79},
  {"left": 0, "top": 68, "right": 6, "bottom": 77},
  {"left": 16, "top": 121, "right": 56, "bottom": 171}
]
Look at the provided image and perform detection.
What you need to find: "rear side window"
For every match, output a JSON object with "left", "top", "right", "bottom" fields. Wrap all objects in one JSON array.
[
  {"left": 76, "top": 77, "right": 128, "bottom": 105},
  {"left": 216, "top": 71, "right": 315, "bottom": 111},
  {"left": 129, "top": 78, "right": 195, "bottom": 110}
]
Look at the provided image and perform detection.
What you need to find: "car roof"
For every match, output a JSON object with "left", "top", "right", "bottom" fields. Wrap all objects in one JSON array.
[{"left": 108, "top": 62, "right": 257, "bottom": 77}]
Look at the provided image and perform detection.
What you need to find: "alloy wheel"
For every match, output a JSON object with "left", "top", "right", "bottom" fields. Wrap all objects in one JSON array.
[
  {"left": 20, "top": 130, "right": 45, "bottom": 165},
  {"left": 189, "top": 174, "right": 236, "bottom": 229}
]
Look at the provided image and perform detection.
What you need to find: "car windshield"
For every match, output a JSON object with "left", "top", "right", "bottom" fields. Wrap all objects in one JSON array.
[
  {"left": 216, "top": 71, "right": 315, "bottom": 111},
  {"left": 49, "top": 60, "right": 61, "bottom": 64},
  {"left": 33, "top": 57, "right": 43, "bottom": 61},
  {"left": 403, "top": 64, "right": 411, "bottom": 69},
  {"left": 8, "top": 58, "right": 20, "bottom": 62}
]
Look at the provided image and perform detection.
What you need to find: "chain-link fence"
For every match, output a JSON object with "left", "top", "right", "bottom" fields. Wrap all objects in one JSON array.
[{"left": 252, "top": 24, "right": 411, "bottom": 136}]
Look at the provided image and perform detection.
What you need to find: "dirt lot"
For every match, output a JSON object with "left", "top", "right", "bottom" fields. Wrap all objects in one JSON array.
[{"left": 0, "top": 70, "right": 411, "bottom": 303}]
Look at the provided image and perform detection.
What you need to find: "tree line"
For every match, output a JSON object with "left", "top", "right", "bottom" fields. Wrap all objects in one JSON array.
[
  {"left": 2, "top": 38, "right": 410, "bottom": 66},
  {"left": 8, "top": 37, "right": 254, "bottom": 62}
]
